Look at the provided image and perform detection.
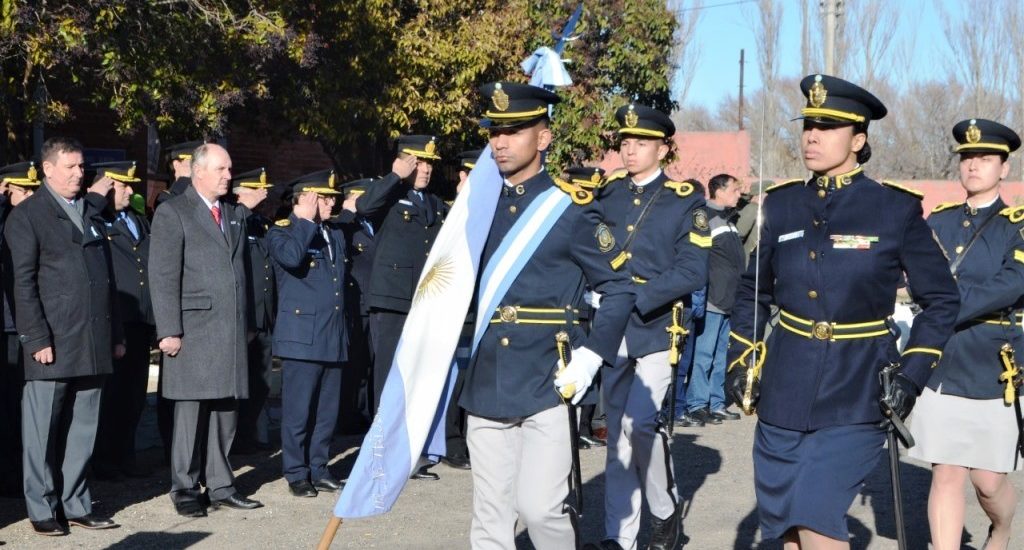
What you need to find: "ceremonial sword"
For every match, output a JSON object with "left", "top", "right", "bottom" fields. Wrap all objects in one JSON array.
[
  {"left": 556, "top": 331, "right": 584, "bottom": 517},
  {"left": 880, "top": 320, "right": 914, "bottom": 550}
]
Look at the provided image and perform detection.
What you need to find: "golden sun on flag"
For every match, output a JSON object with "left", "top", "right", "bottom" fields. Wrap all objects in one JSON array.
[{"left": 414, "top": 255, "right": 456, "bottom": 305}]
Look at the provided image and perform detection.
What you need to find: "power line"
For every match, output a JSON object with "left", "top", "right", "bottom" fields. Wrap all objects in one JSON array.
[{"left": 676, "top": 0, "right": 758, "bottom": 13}]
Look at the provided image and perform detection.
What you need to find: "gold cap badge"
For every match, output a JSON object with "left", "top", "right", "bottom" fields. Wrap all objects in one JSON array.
[
  {"left": 492, "top": 83, "right": 509, "bottom": 112},
  {"left": 590, "top": 170, "right": 601, "bottom": 184},
  {"left": 328, "top": 171, "right": 335, "bottom": 189},
  {"left": 809, "top": 75, "right": 827, "bottom": 108},
  {"left": 966, "top": 119, "right": 982, "bottom": 144},
  {"left": 127, "top": 162, "right": 136, "bottom": 178},
  {"left": 624, "top": 104, "right": 639, "bottom": 128},
  {"left": 260, "top": 169, "right": 267, "bottom": 184},
  {"left": 425, "top": 138, "right": 436, "bottom": 156},
  {"left": 27, "top": 163, "right": 37, "bottom": 181}
]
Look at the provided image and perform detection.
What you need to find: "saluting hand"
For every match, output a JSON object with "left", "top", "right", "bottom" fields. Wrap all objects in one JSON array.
[
  {"left": 88, "top": 175, "right": 115, "bottom": 197},
  {"left": 293, "top": 191, "right": 319, "bottom": 222},
  {"left": 160, "top": 336, "right": 182, "bottom": 357},
  {"left": 33, "top": 346, "right": 54, "bottom": 365},
  {"left": 392, "top": 155, "right": 417, "bottom": 180}
]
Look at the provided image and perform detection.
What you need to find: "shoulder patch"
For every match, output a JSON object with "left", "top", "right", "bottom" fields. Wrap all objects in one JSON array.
[
  {"left": 931, "top": 202, "right": 963, "bottom": 214},
  {"left": 764, "top": 178, "right": 803, "bottom": 193},
  {"left": 881, "top": 180, "right": 924, "bottom": 199},
  {"left": 692, "top": 207, "right": 709, "bottom": 231},
  {"left": 554, "top": 177, "right": 594, "bottom": 205},
  {"left": 274, "top": 219, "right": 291, "bottom": 227},
  {"left": 664, "top": 180, "right": 694, "bottom": 198},
  {"left": 595, "top": 222, "right": 616, "bottom": 252},
  {"left": 1000, "top": 205, "right": 1024, "bottom": 223}
]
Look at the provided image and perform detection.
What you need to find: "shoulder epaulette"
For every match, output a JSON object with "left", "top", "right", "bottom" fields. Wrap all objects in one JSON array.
[
  {"left": 1000, "top": 205, "right": 1024, "bottom": 223},
  {"left": 764, "top": 179, "right": 803, "bottom": 193},
  {"left": 604, "top": 169, "right": 628, "bottom": 183},
  {"left": 881, "top": 180, "right": 924, "bottom": 199},
  {"left": 931, "top": 202, "right": 963, "bottom": 214},
  {"left": 554, "top": 177, "right": 594, "bottom": 205},
  {"left": 274, "top": 219, "right": 291, "bottom": 227},
  {"left": 664, "top": 180, "right": 694, "bottom": 198}
]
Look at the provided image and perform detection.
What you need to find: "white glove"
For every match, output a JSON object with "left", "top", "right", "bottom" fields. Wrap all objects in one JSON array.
[
  {"left": 554, "top": 346, "right": 603, "bottom": 405},
  {"left": 583, "top": 290, "right": 603, "bottom": 309}
]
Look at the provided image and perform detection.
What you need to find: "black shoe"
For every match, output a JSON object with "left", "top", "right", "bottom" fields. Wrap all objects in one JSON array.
[
  {"left": 211, "top": 493, "right": 264, "bottom": 510},
  {"left": 174, "top": 499, "right": 207, "bottom": 518},
  {"left": 30, "top": 518, "right": 68, "bottom": 536},
  {"left": 710, "top": 408, "right": 741, "bottom": 421},
  {"left": 697, "top": 408, "right": 722, "bottom": 425},
  {"left": 674, "top": 411, "right": 705, "bottom": 428},
  {"left": 68, "top": 515, "right": 119, "bottom": 530},
  {"left": 579, "top": 435, "right": 607, "bottom": 448},
  {"left": 410, "top": 466, "right": 439, "bottom": 481},
  {"left": 441, "top": 454, "right": 471, "bottom": 470},
  {"left": 647, "top": 503, "right": 683, "bottom": 550},
  {"left": 582, "top": 540, "right": 625, "bottom": 550},
  {"left": 289, "top": 480, "right": 318, "bottom": 498},
  {"left": 313, "top": 476, "right": 344, "bottom": 492}
]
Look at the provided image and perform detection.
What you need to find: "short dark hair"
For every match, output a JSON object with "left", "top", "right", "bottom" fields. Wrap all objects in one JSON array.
[
  {"left": 708, "top": 173, "right": 736, "bottom": 198},
  {"left": 40, "top": 137, "right": 83, "bottom": 164}
]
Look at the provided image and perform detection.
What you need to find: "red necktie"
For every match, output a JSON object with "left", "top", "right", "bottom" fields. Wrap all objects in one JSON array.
[{"left": 211, "top": 204, "right": 222, "bottom": 230}]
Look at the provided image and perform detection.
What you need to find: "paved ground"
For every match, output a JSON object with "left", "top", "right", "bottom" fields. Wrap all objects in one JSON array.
[{"left": 0, "top": 394, "right": 1021, "bottom": 548}]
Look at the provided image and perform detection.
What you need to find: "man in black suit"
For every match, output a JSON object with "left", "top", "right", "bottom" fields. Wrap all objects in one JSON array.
[
  {"left": 3, "top": 137, "right": 124, "bottom": 536},
  {"left": 231, "top": 168, "right": 276, "bottom": 454},
  {"left": 0, "top": 161, "right": 41, "bottom": 497},
  {"left": 85, "top": 161, "right": 155, "bottom": 480}
]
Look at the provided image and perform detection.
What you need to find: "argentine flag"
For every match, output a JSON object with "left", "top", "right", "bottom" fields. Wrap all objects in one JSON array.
[{"left": 333, "top": 146, "right": 501, "bottom": 518}]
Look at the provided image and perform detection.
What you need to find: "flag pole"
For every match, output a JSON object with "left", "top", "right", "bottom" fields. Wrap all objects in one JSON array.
[{"left": 317, "top": 517, "right": 343, "bottom": 550}]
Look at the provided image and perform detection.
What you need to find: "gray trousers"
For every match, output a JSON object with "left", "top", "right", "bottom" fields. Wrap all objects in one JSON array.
[
  {"left": 170, "top": 399, "right": 238, "bottom": 501},
  {"left": 467, "top": 405, "right": 574, "bottom": 550},
  {"left": 22, "top": 376, "right": 103, "bottom": 522},
  {"left": 602, "top": 342, "right": 678, "bottom": 550}
]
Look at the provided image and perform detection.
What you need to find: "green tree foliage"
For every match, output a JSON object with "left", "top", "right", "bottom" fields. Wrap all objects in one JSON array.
[{"left": 0, "top": 0, "right": 677, "bottom": 176}]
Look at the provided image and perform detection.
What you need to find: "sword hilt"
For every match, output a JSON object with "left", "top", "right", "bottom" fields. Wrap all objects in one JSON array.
[
  {"left": 1000, "top": 343, "right": 1021, "bottom": 404},
  {"left": 666, "top": 301, "right": 687, "bottom": 366},
  {"left": 555, "top": 331, "right": 574, "bottom": 399}
]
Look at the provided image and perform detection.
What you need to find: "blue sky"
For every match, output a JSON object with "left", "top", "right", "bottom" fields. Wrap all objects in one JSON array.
[{"left": 674, "top": 0, "right": 961, "bottom": 108}]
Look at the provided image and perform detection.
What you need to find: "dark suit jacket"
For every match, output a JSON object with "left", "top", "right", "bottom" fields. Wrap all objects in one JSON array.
[
  {"left": 2, "top": 185, "right": 123, "bottom": 380},
  {"left": 355, "top": 173, "right": 447, "bottom": 313},
  {"left": 149, "top": 185, "right": 248, "bottom": 400},
  {"left": 240, "top": 208, "right": 276, "bottom": 332}
]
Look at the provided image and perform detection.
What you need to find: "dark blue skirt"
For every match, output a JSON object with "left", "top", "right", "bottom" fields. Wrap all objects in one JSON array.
[{"left": 754, "top": 421, "right": 885, "bottom": 541}]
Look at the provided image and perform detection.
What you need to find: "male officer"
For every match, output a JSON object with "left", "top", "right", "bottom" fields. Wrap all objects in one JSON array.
[
  {"left": 231, "top": 168, "right": 276, "bottom": 454},
  {"left": 336, "top": 179, "right": 375, "bottom": 433},
  {"left": 456, "top": 149, "right": 482, "bottom": 194},
  {"left": 356, "top": 136, "right": 443, "bottom": 415},
  {"left": 86, "top": 161, "right": 156, "bottom": 480},
  {"left": 460, "top": 82, "right": 634, "bottom": 549},
  {"left": 154, "top": 140, "right": 202, "bottom": 210},
  {"left": 0, "top": 161, "right": 40, "bottom": 497},
  {"left": 585, "top": 104, "right": 710, "bottom": 550},
  {"left": 267, "top": 169, "right": 347, "bottom": 498}
]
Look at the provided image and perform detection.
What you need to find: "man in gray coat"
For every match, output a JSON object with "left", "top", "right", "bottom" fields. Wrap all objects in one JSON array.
[
  {"left": 4, "top": 137, "right": 124, "bottom": 536},
  {"left": 149, "top": 143, "right": 262, "bottom": 517}
]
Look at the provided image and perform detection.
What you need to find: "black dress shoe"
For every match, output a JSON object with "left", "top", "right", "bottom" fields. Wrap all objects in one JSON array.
[
  {"left": 174, "top": 499, "right": 207, "bottom": 518},
  {"left": 313, "top": 476, "right": 344, "bottom": 492},
  {"left": 211, "top": 493, "right": 264, "bottom": 510},
  {"left": 710, "top": 408, "right": 741, "bottom": 421},
  {"left": 68, "top": 515, "right": 119, "bottom": 530},
  {"left": 579, "top": 435, "right": 607, "bottom": 448},
  {"left": 698, "top": 408, "right": 722, "bottom": 425},
  {"left": 410, "top": 466, "right": 440, "bottom": 481},
  {"left": 441, "top": 454, "right": 472, "bottom": 470},
  {"left": 647, "top": 503, "right": 683, "bottom": 550},
  {"left": 674, "top": 411, "right": 705, "bottom": 428},
  {"left": 30, "top": 518, "right": 68, "bottom": 536},
  {"left": 289, "top": 480, "right": 318, "bottom": 498}
]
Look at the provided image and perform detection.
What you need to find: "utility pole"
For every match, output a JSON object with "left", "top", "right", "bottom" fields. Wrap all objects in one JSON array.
[
  {"left": 738, "top": 49, "right": 745, "bottom": 131},
  {"left": 821, "top": 0, "right": 843, "bottom": 75}
]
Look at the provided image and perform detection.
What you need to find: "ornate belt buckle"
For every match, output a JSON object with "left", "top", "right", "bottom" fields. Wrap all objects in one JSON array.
[
  {"left": 812, "top": 321, "right": 833, "bottom": 340},
  {"left": 499, "top": 305, "right": 518, "bottom": 323}
]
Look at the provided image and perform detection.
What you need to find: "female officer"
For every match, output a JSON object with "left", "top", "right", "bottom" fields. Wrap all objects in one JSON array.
[
  {"left": 725, "top": 74, "right": 960, "bottom": 549},
  {"left": 908, "top": 118, "right": 1024, "bottom": 550}
]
